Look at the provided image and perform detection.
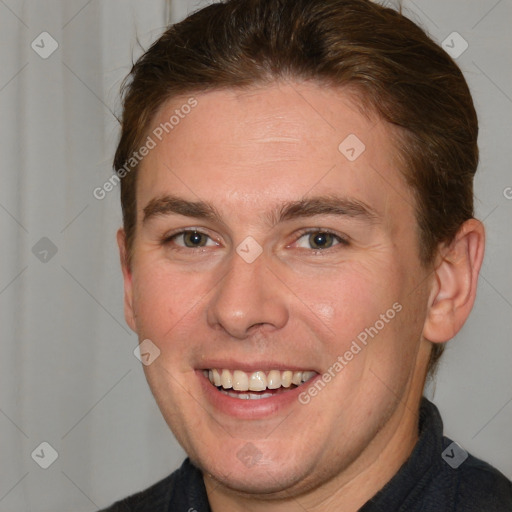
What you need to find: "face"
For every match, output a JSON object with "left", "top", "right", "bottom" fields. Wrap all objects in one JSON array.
[{"left": 120, "top": 82, "right": 433, "bottom": 498}]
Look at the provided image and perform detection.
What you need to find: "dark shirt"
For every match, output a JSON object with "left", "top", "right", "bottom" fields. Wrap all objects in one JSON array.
[{"left": 100, "top": 398, "right": 512, "bottom": 511}]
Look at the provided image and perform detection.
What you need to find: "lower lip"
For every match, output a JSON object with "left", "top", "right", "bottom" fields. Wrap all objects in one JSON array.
[{"left": 197, "top": 371, "right": 317, "bottom": 419}]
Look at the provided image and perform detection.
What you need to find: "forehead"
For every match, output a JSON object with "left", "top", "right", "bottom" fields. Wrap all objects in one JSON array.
[{"left": 137, "top": 82, "right": 414, "bottom": 224}]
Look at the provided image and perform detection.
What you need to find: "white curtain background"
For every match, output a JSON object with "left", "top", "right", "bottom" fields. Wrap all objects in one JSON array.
[{"left": 0, "top": 1, "right": 510, "bottom": 510}]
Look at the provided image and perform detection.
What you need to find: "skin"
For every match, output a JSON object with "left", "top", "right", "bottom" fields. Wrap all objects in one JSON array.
[{"left": 117, "top": 81, "right": 485, "bottom": 511}]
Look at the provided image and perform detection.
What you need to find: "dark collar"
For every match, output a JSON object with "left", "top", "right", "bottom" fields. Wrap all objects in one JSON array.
[{"left": 359, "top": 397, "right": 443, "bottom": 511}]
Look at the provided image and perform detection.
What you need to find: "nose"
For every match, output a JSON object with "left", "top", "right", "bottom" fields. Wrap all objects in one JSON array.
[{"left": 206, "top": 249, "right": 289, "bottom": 339}]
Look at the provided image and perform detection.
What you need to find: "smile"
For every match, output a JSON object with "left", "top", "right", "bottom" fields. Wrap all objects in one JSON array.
[{"left": 202, "top": 368, "right": 318, "bottom": 399}]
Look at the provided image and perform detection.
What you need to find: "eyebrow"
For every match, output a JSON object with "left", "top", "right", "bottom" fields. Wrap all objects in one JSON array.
[{"left": 142, "top": 194, "right": 380, "bottom": 226}]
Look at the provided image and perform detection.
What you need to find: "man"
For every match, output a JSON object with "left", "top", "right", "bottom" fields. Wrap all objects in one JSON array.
[{"left": 101, "top": 0, "right": 512, "bottom": 510}]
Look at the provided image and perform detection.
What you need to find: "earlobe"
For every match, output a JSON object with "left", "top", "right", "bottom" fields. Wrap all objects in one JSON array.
[
  {"left": 117, "top": 228, "right": 137, "bottom": 332},
  {"left": 422, "top": 219, "right": 485, "bottom": 343}
]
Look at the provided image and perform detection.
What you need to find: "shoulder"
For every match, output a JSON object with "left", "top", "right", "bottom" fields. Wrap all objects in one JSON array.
[
  {"left": 98, "top": 472, "right": 177, "bottom": 512},
  {"left": 99, "top": 458, "right": 206, "bottom": 512},
  {"left": 434, "top": 437, "right": 512, "bottom": 512},
  {"left": 419, "top": 399, "right": 512, "bottom": 511},
  {"left": 448, "top": 449, "right": 512, "bottom": 512},
  {"left": 373, "top": 399, "right": 512, "bottom": 512}
]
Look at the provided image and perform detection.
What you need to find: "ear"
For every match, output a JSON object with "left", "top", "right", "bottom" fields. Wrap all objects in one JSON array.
[
  {"left": 422, "top": 219, "right": 485, "bottom": 343},
  {"left": 117, "top": 228, "right": 137, "bottom": 332}
]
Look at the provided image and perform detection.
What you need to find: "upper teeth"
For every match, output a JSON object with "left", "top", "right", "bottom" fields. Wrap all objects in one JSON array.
[{"left": 204, "top": 369, "right": 317, "bottom": 392}]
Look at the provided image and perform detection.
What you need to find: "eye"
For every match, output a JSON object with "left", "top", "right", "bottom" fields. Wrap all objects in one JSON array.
[
  {"left": 295, "top": 230, "right": 348, "bottom": 250},
  {"left": 164, "top": 230, "right": 218, "bottom": 248}
]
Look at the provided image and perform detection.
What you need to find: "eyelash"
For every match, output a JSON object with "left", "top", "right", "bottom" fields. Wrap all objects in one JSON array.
[
  {"left": 161, "top": 228, "right": 350, "bottom": 252},
  {"left": 161, "top": 229, "right": 219, "bottom": 248},
  {"left": 292, "top": 229, "right": 350, "bottom": 251}
]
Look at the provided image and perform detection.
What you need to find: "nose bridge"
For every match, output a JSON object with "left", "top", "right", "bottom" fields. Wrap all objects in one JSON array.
[{"left": 207, "top": 250, "right": 288, "bottom": 338}]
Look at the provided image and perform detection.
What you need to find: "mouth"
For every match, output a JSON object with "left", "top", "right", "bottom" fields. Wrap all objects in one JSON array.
[{"left": 202, "top": 368, "right": 318, "bottom": 400}]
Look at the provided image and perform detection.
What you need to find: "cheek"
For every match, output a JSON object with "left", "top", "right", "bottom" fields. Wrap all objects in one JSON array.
[
  {"left": 287, "top": 260, "right": 399, "bottom": 344},
  {"left": 312, "top": 302, "right": 335, "bottom": 324},
  {"left": 289, "top": 259, "right": 421, "bottom": 397},
  {"left": 130, "top": 263, "right": 200, "bottom": 344}
]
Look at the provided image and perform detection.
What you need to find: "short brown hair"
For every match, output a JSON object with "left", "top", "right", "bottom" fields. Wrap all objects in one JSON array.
[{"left": 114, "top": 0, "right": 479, "bottom": 374}]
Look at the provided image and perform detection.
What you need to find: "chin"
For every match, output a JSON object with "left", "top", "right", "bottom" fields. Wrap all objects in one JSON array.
[
  {"left": 192, "top": 439, "right": 324, "bottom": 498},
  {"left": 203, "top": 459, "right": 313, "bottom": 497}
]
